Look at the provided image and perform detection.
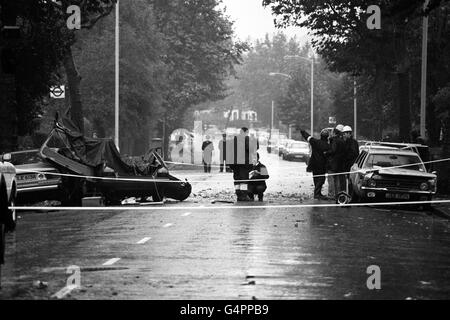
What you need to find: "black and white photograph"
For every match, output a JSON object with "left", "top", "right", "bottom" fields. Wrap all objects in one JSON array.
[{"left": 1, "top": 0, "right": 450, "bottom": 306}]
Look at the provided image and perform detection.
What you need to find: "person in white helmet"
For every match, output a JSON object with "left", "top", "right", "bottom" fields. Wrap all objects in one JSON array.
[
  {"left": 324, "top": 124, "right": 346, "bottom": 201},
  {"left": 342, "top": 126, "right": 360, "bottom": 195},
  {"left": 342, "top": 126, "right": 359, "bottom": 173}
]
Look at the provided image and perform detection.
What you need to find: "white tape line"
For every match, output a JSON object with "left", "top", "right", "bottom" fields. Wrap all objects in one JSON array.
[
  {"left": 15, "top": 156, "right": 450, "bottom": 183},
  {"left": 103, "top": 258, "right": 121, "bottom": 266},
  {"left": 163, "top": 223, "right": 173, "bottom": 228},
  {"left": 10, "top": 199, "right": 450, "bottom": 212},
  {"left": 52, "top": 285, "right": 78, "bottom": 299},
  {"left": 136, "top": 237, "right": 151, "bottom": 244}
]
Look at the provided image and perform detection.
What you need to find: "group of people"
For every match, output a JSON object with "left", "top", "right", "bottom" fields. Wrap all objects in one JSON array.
[
  {"left": 202, "top": 127, "right": 269, "bottom": 202},
  {"left": 300, "top": 124, "right": 359, "bottom": 202}
]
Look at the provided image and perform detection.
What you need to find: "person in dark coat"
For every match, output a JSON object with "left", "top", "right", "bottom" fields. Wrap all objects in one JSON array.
[
  {"left": 342, "top": 126, "right": 360, "bottom": 173},
  {"left": 218, "top": 133, "right": 228, "bottom": 172},
  {"left": 229, "top": 127, "right": 255, "bottom": 201},
  {"left": 248, "top": 153, "right": 269, "bottom": 201},
  {"left": 202, "top": 136, "right": 214, "bottom": 173},
  {"left": 324, "top": 125, "right": 346, "bottom": 201},
  {"left": 300, "top": 128, "right": 330, "bottom": 200}
]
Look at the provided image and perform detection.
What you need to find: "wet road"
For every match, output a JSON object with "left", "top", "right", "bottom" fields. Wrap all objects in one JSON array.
[{"left": 1, "top": 152, "right": 450, "bottom": 299}]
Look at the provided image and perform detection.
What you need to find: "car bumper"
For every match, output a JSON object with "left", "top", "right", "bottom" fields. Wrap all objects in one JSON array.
[
  {"left": 360, "top": 187, "right": 435, "bottom": 201},
  {"left": 17, "top": 184, "right": 63, "bottom": 204}
]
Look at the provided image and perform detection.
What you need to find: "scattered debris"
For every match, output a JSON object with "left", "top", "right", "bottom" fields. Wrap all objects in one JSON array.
[{"left": 33, "top": 280, "right": 48, "bottom": 289}]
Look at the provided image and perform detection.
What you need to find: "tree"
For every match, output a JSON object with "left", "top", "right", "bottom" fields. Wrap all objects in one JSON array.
[
  {"left": 151, "top": 0, "right": 248, "bottom": 158},
  {"left": 262, "top": 0, "right": 450, "bottom": 141}
]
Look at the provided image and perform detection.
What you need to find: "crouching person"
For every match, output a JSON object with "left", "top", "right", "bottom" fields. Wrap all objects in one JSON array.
[{"left": 248, "top": 153, "right": 269, "bottom": 201}]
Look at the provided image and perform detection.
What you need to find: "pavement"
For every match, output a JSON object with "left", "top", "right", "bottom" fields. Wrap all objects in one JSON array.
[{"left": 1, "top": 149, "right": 450, "bottom": 300}]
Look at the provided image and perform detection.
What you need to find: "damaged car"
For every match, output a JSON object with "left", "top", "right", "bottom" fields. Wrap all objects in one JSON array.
[
  {"left": 349, "top": 146, "right": 437, "bottom": 208},
  {"left": 38, "top": 118, "right": 192, "bottom": 206}
]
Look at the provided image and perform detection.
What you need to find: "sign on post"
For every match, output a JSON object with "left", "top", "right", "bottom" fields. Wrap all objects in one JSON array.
[
  {"left": 329, "top": 116, "right": 336, "bottom": 125},
  {"left": 50, "top": 85, "right": 65, "bottom": 99}
]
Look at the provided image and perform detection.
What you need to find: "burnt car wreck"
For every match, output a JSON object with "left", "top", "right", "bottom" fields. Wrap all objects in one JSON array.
[{"left": 38, "top": 118, "right": 191, "bottom": 206}]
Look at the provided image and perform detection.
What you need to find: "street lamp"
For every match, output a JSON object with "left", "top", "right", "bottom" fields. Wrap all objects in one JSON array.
[
  {"left": 420, "top": 0, "right": 430, "bottom": 140},
  {"left": 284, "top": 55, "right": 314, "bottom": 135},
  {"left": 115, "top": 0, "right": 120, "bottom": 149}
]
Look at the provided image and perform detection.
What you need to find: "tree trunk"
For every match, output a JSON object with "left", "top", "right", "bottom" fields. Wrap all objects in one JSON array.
[
  {"left": 64, "top": 47, "right": 84, "bottom": 134},
  {"left": 397, "top": 71, "right": 411, "bottom": 142},
  {"left": 0, "top": 75, "right": 18, "bottom": 153}
]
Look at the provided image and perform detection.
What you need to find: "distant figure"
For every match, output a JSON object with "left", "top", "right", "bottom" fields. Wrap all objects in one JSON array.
[
  {"left": 218, "top": 133, "right": 230, "bottom": 172},
  {"left": 300, "top": 128, "right": 330, "bottom": 200},
  {"left": 202, "top": 136, "right": 214, "bottom": 173},
  {"left": 248, "top": 153, "right": 269, "bottom": 201},
  {"left": 177, "top": 136, "right": 184, "bottom": 160}
]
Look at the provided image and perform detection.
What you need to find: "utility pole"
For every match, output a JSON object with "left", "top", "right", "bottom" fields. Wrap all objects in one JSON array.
[
  {"left": 114, "top": 0, "right": 120, "bottom": 150},
  {"left": 354, "top": 79, "right": 357, "bottom": 140},
  {"left": 310, "top": 57, "right": 314, "bottom": 136},
  {"left": 420, "top": 0, "right": 430, "bottom": 140}
]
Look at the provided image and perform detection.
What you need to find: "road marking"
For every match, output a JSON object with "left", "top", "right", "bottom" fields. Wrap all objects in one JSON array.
[
  {"left": 136, "top": 237, "right": 151, "bottom": 244},
  {"left": 52, "top": 285, "right": 78, "bottom": 299},
  {"left": 163, "top": 223, "right": 173, "bottom": 228},
  {"left": 182, "top": 212, "right": 191, "bottom": 217},
  {"left": 103, "top": 258, "right": 121, "bottom": 266}
]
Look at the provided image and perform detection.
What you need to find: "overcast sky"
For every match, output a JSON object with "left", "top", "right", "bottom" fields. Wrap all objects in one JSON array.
[{"left": 220, "top": 0, "right": 309, "bottom": 44}]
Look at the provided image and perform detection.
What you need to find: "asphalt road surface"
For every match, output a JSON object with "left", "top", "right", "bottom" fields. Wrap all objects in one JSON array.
[{"left": 1, "top": 151, "right": 450, "bottom": 300}]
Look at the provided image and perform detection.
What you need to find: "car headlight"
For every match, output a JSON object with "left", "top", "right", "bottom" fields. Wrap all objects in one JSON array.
[
  {"left": 420, "top": 182, "right": 429, "bottom": 191},
  {"left": 368, "top": 179, "right": 376, "bottom": 188},
  {"left": 428, "top": 179, "right": 437, "bottom": 191}
]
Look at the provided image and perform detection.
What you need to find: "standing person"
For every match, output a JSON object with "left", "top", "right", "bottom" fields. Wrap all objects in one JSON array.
[
  {"left": 218, "top": 133, "right": 228, "bottom": 173},
  {"left": 342, "top": 126, "right": 359, "bottom": 172},
  {"left": 325, "top": 125, "right": 346, "bottom": 202},
  {"left": 248, "top": 153, "right": 269, "bottom": 201},
  {"left": 342, "top": 126, "right": 360, "bottom": 192},
  {"left": 202, "top": 136, "right": 214, "bottom": 173},
  {"left": 229, "top": 128, "right": 253, "bottom": 201},
  {"left": 300, "top": 128, "right": 330, "bottom": 200}
]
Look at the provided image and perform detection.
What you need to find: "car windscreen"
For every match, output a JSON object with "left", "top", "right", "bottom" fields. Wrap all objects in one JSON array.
[
  {"left": 10, "top": 151, "right": 41, "bottom": 165},
  {"left": 363, "top": 154, "right": 425, "bottom": 172}
]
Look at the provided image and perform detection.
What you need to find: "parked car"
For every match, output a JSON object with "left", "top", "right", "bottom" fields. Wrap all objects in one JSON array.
[
  {"left": 0, "top": 153, "right": 17, "bottom": 232},
  {"left": 6, "top": 149, "right": 63, "bottom": 204},
  {"left": 349, "top": 146, "right": 437, "bottom": 207},
  {"left": 281, "top": 141, "right": 311, "bottom": 162},
  {"left": 278, "top": 139, "right": 292, "bottom": 157}
]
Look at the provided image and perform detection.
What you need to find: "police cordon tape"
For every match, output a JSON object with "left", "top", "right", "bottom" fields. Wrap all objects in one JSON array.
[
  {"left": 8, "top": 199, "right": 450, "bottom": 211},
  {"left": 14, "top": 157, "right": 450, "bottom": 184}
]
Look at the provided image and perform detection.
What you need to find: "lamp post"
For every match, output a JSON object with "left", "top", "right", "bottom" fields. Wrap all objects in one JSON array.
[
  {"left": 284, "top": 55, "right": 314, "bottom": 135},
  {"left": 420, "top": 0, "right": 430, "bottom": 140},
  {"left": 115, "top": 0, "right": 120, "bottom": 149},
  {"left": 354, "top": 79, "right": 357, "bottom": 140}
]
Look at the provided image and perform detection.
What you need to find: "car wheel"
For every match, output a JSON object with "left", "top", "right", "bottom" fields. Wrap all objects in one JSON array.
[
  {"left": 0, "top": 177, "right": 15, "bottom": 232},
  {"left": 9, "top": 192, "right": 16, "bottom": 228}
]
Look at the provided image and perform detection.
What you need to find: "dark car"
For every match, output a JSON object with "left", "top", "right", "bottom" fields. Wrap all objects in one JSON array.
[
  {"left": 6, "top": 149, "right": 63, "bottom": 204},
  {"left": 349, "top": 146, "right": 437, "bottom": 206},
  {"left": 281, "top": 141, "right": 311, "bottom": 162}
]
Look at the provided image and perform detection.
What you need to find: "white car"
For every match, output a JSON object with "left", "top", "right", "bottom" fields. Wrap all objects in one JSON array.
[{"left": 1, "top": 153, "right": 17, "bottom": 232}]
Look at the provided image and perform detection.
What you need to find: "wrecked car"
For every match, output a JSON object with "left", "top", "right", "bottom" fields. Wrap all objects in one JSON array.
[
  {"left": 39, "top": 119, "right": 191, "bottom": 205},
  {"left": 349, "top": 146, "right": 437, "bottom": 207}
]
